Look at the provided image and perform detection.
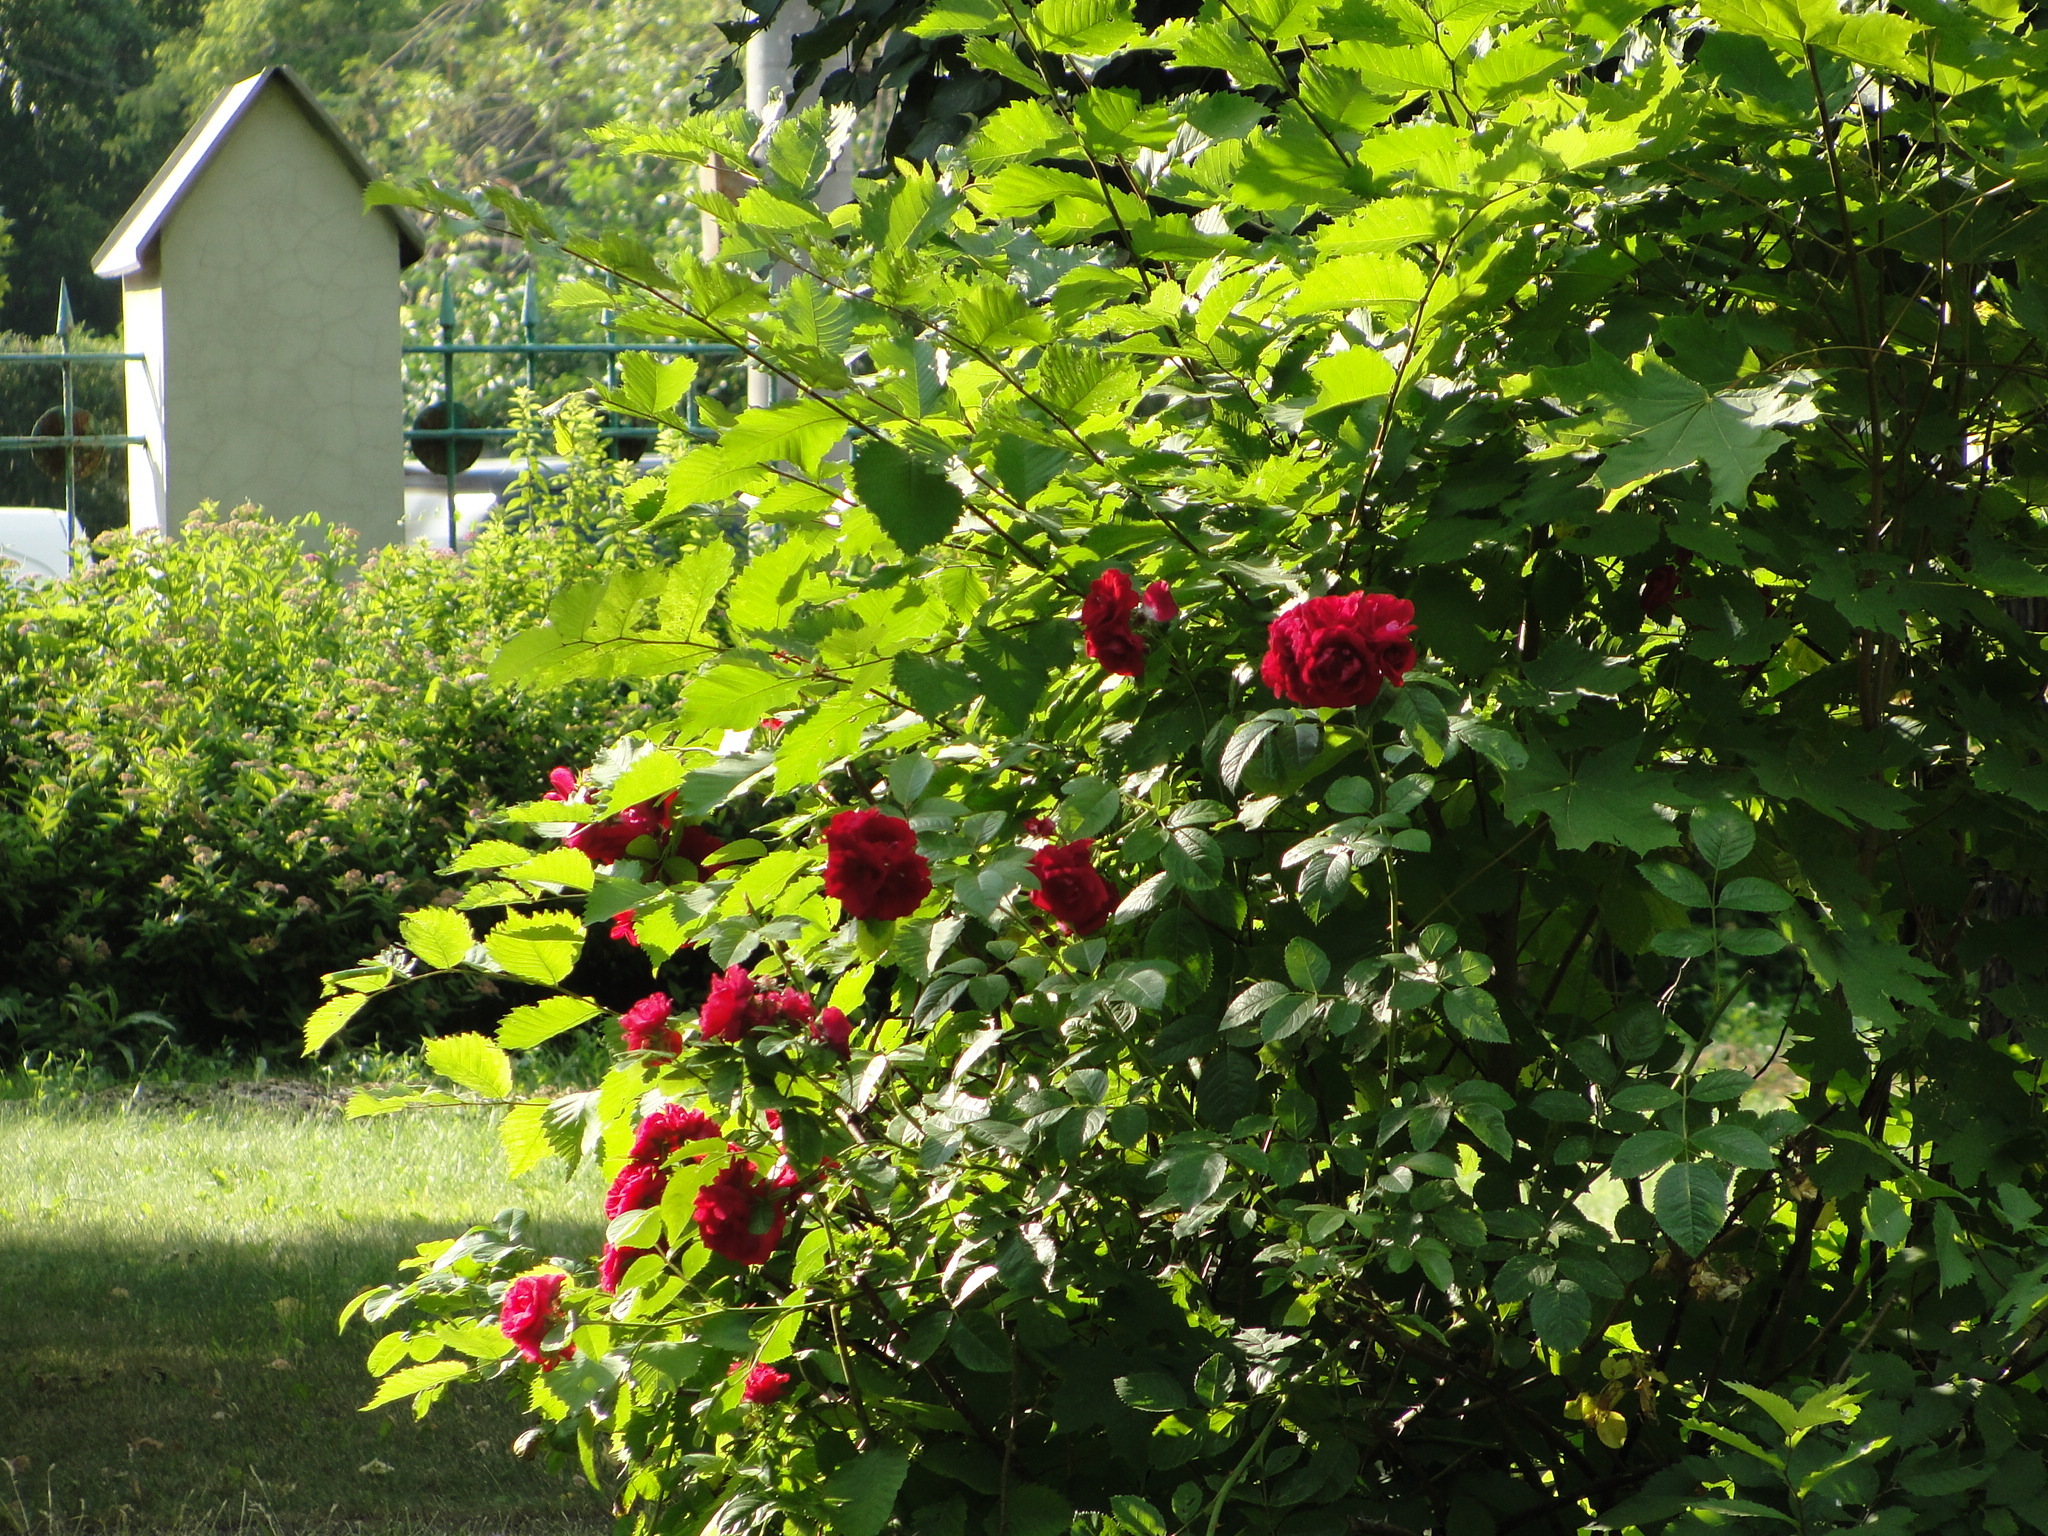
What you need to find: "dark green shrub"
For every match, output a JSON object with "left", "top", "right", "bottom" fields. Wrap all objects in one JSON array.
[{"left": 0, "top": 413, "right": 691, "bottom": 1055}]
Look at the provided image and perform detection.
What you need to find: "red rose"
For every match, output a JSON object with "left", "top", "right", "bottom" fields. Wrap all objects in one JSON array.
[
  {"left": 765, "top": 1108, "right": 783, "bottom": 1135},
  {"left": 699, "top": 966, "right": 759, "bottom": 1043},
  {"left": 603, "top": 1161, "right": 668, "bottom": 1220},
  {"left": 1139, "top": 580, "right": 1178, "bottom": 624},
  {"left": 693, "top": 1160, "right": 789, "bottom": 1265},
  {"left": 544, "top": 767, "right": 578, "bottom": 801},
  {"left": 1261, "top": 592, "right": 1416, "bottom": 709},
  {"left": 1020, "top": 815, "right": 1056, "bottom": 839},
  {"left": 677, "top": 825, "right": 728, "bottom": 876},
  {"left": 621, "top": 992, "right": 682, "bottom": 1059},
  {"left": 628, "top": 1104, "right": 723, "bottom": 1164},
  {"left": 566, "top": 794, "right": 674, "bottom": 866},
  {"left": 1028, "top": 840, "right": 1118, "bottom": 936},
  {"left": 1082, "top": 568, "right": 1147, "bottom": 677},
  {"left": 738, "top": 1363, "right": 792, "bottom": 1405},
  {"left": 810, "top": 1007, "right": 853, "bottom": 1059},
  {"left": 499, "top": 1272, "right": 568, "bottom": 1367},
  {"left": 611, "top": 909, "right": 641, "bottom": 947},
  {"left": 598, "top": 1244, "right": 652, "bottom": 1294},
  {"left": 823, "top": 810, "right": 932, "bottom": 921}
]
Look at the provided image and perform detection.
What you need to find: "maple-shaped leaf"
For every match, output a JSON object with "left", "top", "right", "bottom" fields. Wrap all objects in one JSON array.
[
  {"left": 1502, "top": 739, "right": 1690, "bottom": 853},
  {"left": 1529, "top": 349, "right": 1819, "bottom": 509}
]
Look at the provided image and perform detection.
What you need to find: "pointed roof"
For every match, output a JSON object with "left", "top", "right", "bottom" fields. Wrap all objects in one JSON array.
[{"left": 92, "top": 65, "right": 425, "bottom": 278}]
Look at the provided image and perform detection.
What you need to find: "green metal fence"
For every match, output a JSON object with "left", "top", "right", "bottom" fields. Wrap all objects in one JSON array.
[
  {"left": 0, "top": 284, "right": 143, "bottom": 543},
  {"left": 0, "top": 273, "right": 739, "bottom": 555},
  {"left": 405, "top": 271, "right": 739, "bottom": 550}
]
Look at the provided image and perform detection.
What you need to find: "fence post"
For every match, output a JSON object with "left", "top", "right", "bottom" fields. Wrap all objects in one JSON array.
[
  {"left": 57, "top": 282, "right": 78, "bottom": 544},
  {"left": 522, "top": 273, "right": 540, "bottom": 395},
  {"left": 440, "top": 270, "right": 458, "bottom": 550}
]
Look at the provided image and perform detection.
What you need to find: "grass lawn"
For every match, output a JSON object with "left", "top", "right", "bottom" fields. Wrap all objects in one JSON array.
[{"left": 0, "top": 1080, "right": 607, "bottom": 1535}]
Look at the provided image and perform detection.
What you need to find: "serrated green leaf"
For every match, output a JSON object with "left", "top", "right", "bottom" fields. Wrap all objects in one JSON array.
[
  {"left": 303, "top": 992, "right": 369, "bottom": 1055},
  {"left": 496, "top": 996, "right": 602, "bottom": 1050},
  {"left": 423, "top": 1034, "right": 514, "bottom": 1098},
  {"left": 1653, "top": 1161, "right": 1729, "bottom": 1254},
  {"left": 485, "top": 913, "right": 586, "bottom": 985},
  {"left": 851, "top": 438, "right": 964, "bottom": 556},
  {"left": 361, "top": 1358, "right": 471, "bottom": 1411},
  {"left": 1638, "top": 860, "right": 1712, "bottom": 909}
]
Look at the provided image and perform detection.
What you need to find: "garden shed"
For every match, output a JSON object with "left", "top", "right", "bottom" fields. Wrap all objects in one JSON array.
[{"left": 91, "top": 66, "right": 423, "bottom": 547}]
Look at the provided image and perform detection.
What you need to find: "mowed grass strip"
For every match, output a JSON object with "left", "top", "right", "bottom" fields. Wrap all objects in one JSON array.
[{"left": 0, "top": 1088, "right": 606, "bottom": 1532}]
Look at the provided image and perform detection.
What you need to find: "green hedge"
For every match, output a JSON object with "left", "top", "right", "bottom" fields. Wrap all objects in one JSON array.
[{"left": 0, "top": 478, "right": 681, "bottom": 1057}]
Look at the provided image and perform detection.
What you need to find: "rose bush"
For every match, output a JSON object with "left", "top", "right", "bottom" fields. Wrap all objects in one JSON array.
[{"left": 325, "top": 3, "right": 2048, "bottom": 1531}]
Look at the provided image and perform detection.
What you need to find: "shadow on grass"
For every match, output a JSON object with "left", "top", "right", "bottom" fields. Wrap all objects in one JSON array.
[{"left": 0, "top": 1224, "right": 607, "bottom": 1534}]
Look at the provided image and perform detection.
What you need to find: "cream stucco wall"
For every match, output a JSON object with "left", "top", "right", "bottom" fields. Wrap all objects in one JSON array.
[{"left": 145, "top": 85, "right": 402, "bottom": 547}]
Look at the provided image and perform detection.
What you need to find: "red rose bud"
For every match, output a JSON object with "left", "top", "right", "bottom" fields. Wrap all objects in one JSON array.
[
  {"left": 823, "top": 809, "right": 932, "bottom": 921},
  {"left": 765, "top": 1108, "right": 783, "bottom": 1135},
  {"left": 1261, "top": 592, "right": 1416, "bottom": 709},
  {"left": 1081, "top": 568, "right": 1147, "bottom": 677},
  {"left": 739, "top": 1363, "right": 791, "bottom": 1405},
  {"left": 620, "top": 992, "right": 681, "bottom": 1059},
  {"left": 610, "top": 909, "right": 641, "bottom": 947},
  {"left": 628, "top": 1104, "right": 723, "bottom": 1165},
  {"left": 1139, "top": 579, "right": 1178, "bottom": 624},
  {"left": 693, "top": 1160, "right": 789, "bottom": 1265},
  {"left": 565, "top": 793, "right": 675, "bottom": 866},
  {"left": 598, "top": 1243, "right": 651, "bottom": 1294},
  {"left": 544, "top": 767, "right": 578, "bottom": 801},
  {"left": 603, "top": 1161, "right": 668, "bottom": 1220},
  {"left": 677, "top": 825, "right": 729, "bottom": 876},
  {"left": 1640, "top": 564, "right": 1685, "bottom": 618},
  {"left": 810, "top": 1006, "right": 853, "bottom": 1059},
  {"left": 1028, "top": 839, "right": 1119, "bottom": 937},
  {"left": 499, "top": 1271, "right": 567, "bottom": 1368}
]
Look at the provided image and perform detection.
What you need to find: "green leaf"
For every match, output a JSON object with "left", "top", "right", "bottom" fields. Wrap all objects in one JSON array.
[
  {"left": 851, "top": 438, "right": 964, "bottom": 556},
  {"left": 1114, "top": 1372, "right": 1189, "bottom": 1412},
  {"left": 496, "top": 997, "right": 602, "bottom": 1051},
  {"left": 1653, "top": 1162, "right": 1729, "bottom": 1254},
  {"left": 824, "top": 1448, "right": 910, "bottom": 1536},
  {"left": 362, "top": 1359, "right": 470, "bottom": 1411},
  {"left": 1285, "top": 937, "right": 1330, "bottom": 992},
  {"left": 1691, "top": 806, "right": 1757, "bottom": 870},
  {"left": 503, "top": 848, "right": 597, "bottom": 891},
  {"left": 1163, "top": 1147, "right": 1228, "bottom": 1208},
  {"left": 1718, "top": 877, "right": 1792, "bottom": 912},
  {"left": 1503, "top": 741, "right": 1686, "bottom": 854},
  {"left": 424, "top": 1034, "right": 514, "bottom": 1098},
  {"left": 499, "top": 1101, "right": 554, "bottom": 1177},
  {"left": 1638, "top": 860, "right": 1712, "bottom": 909},
  {"left": 1162, "top": 826, "right": 1223, "bottom": 891},
  {"left": 443, "top": 840, "right": 534, "bottom": 874},
  {"left": 963, "top": 621, "right": 1073, "bottom": 732},
  {"left": 399, "top": 907, "right": 473, "bottom": 970},
  {"left": 1058, "top": 775, "right": 1121, "bottom": 839},
  {"left": 1529, "top": 1279, "right": 1591, "bottom": 1350},
  {"left": 1444, "top": 986, "right": 1510, "bottom": 1042},
  {"left": 1612, "top": 1129, "right": 1684, "bottom": 1180},
  {"left": 1694, "top": 1122, "right": 1775, "bottom": 1169},
  {"left": 303, "top": 992, "right": 369, "bottom": 1055},
  {"left": 1533, "top": 349, "right": 1818, "bottom": 509},
  {"left": 1865, "top": 1186, "right": 1909, "bottom": 1247},
  {"left": 485, "top": 913, "right": 585, "bottom": 985}
]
